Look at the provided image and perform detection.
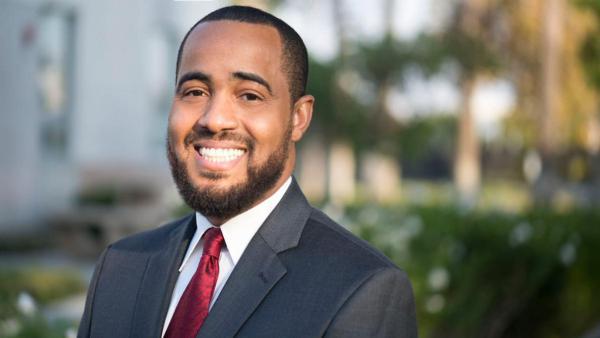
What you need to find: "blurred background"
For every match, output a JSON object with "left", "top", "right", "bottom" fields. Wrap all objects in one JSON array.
[{"left": 1, "top": 0, "right": 600, "bottom": 337}]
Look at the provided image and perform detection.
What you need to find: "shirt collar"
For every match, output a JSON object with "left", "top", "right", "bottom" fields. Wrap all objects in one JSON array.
[{"left": 179, "top": 176, "right": 292, "bottom": 271}]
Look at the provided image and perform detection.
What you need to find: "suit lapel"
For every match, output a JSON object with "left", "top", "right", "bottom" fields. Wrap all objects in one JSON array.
[
  {"left": 130, "top": 214, "right": 196, "bottom": 338},
  {"left": 197, "top": 234, "right": 286, "bottom": 338},
  {"left": 197, "top": 178, "right": 312, "bottom": 338}
]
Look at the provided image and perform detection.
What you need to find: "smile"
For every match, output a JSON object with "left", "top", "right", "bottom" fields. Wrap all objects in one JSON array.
[{"left": 197, "top": 147, "right": 245, "bottom": 163}]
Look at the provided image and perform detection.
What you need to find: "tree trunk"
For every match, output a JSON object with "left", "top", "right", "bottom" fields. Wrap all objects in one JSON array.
[
  {"left": 454, "top": 77, "right": 481, "bottom": 207},
  {"left": 326, "top": 0, "right": 354, "bottom": 204},
  {"left": 539, "top": 0, "right": 563, "bottom": 154},
  {"left": 534, "top": 0, "right": 563, "bottom": 205}
]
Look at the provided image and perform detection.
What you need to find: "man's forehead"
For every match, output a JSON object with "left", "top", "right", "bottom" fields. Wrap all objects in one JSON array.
[
  {"left": 177, "top": 20, "right": 287, "bottom": 90},
  {"left": 183, "top": 20, "right": 282, "bottom": 55}
]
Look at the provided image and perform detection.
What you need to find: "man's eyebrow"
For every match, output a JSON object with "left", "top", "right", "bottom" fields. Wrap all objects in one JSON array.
[
  {"left": 232, "top": 71, "right": 273, "bottom": 95},
  {"left": 176, "top": 71, "right": 212, "bottom": 92}
]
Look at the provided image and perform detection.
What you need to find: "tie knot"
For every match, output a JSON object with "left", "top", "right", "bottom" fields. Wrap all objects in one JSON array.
[{"left": 202, "top": 227, "right": 224, "bottom": 258}]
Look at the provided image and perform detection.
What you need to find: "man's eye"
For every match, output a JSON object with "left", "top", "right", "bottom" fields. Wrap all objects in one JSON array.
[
  {"left": 241, "top": 93, "right": 261, "bottom": 101},
  {"left": 184, "top": 89, "right": 206, "bottom": 97}
]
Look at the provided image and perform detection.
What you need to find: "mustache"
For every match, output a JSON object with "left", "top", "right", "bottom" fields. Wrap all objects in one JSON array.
[{"left": 183, "top": 129, "right": 255, "bottom": 152}]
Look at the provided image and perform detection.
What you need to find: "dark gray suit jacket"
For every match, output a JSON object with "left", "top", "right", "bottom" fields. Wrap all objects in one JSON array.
[{"left": 78, "top": 179, "right": 417, "bottom": 337}]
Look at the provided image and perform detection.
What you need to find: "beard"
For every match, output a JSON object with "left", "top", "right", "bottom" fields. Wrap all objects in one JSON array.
[{"left": 167, "top": 124, "right": 292, "bottom": 222}]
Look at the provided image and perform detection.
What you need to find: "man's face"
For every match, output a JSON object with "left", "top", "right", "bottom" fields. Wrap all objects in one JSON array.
[{"left": 167, "top": 20, "right": 312, "bottom": 224}]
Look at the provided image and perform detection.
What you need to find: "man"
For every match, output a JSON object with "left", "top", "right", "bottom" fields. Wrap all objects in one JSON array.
[{"left": 78, "top": 5, "right": 417, "bottom": 338}]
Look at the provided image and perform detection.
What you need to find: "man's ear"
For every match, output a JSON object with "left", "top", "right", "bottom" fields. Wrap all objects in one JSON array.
[{"left": 291, "top": 95, "right": 314, "bottom": 142}]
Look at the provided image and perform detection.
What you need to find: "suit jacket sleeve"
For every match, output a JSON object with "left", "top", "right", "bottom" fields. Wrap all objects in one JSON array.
[
  {"left": 77, "top": 246, "right": 109, "bottom": 338},
  {"left": 324, "top": 267, "right": 418, "bottom": 338}
]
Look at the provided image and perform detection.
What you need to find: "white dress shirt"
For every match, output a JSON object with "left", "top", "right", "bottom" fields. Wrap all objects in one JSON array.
[{"left": 161, "top": 177, "right": 292, "bottom": 337}]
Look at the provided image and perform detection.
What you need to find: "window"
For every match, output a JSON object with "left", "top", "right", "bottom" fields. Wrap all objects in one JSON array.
[{"left": 37, "top": 4, "right": 76, "bottom": 158}]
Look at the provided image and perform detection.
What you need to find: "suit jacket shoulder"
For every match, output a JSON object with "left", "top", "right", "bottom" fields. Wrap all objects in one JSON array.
[
  {"left": 215, "top": 181, "right": 417, "bottom": 337},
  {"left": 306, "top": 208, "right": 417, "bottom": 337},
  {"left": 78, "top": 214, "right": 195, "bottom": 338},
  {"left": 306, "top": 207, "right": 397, "bottom": 270}
]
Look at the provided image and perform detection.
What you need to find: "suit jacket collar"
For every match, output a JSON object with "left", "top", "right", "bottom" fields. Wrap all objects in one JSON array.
[
  {"left": 197, "top": 177, "right": 312, "bottom": 338},
  {"left": 257, "top": 177, "right": 312, "bottom": 253}
]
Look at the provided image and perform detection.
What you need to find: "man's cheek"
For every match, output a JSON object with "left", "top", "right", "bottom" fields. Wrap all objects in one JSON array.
[{"left": 169, "top": 103, "right": 198, "bottom": 126}]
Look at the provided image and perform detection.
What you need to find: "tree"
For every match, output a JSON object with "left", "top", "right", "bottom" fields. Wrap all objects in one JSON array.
[
  {"left": 420, "top": 0, "right": 503, "bottom": 206},
  {"left": 498, "top": 0, "right": 599, "bottom": 204},
  {"left": 577, "top": 0, "right": 600, "bottom": 155}
]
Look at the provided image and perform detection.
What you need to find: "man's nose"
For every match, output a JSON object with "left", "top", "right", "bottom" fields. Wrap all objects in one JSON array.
[{"left": 196, "top": 94, "right": 238, "bottom": 133}]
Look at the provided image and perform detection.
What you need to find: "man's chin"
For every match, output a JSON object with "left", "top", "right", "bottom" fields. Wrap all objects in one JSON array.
[
  {"left": 192, "top": 182, "right": 244, "bottom": 198},
  {"left": 195, "top": 170, "right": 228, "bottom": 181},
  {"left": 191, "top": 170, "right": 246, "bottom": 187}
]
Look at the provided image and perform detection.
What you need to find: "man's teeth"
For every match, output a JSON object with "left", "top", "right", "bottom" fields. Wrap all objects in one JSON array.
[{"left": 199, "top": 147, "right": 244, "bottom": 162}]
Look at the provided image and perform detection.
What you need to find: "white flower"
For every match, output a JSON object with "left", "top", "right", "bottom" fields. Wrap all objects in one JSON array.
[
  {"left": 65, "top": 327, "right": 77, "bottom": 338},
  {"left": 404, "top": 215, "right": 423, "bottom": 238},
  {"left": 559, "top": 243, "right": 577, "bottom": 266},
  {"left": 509, "top": 221, "right": 533, "bottom": 246},
  {"left": 17, "top": 292, "right": 36, "bottom": 316},
  {"left": 428, "top": 267, "right": 450, "bottom": 291}
]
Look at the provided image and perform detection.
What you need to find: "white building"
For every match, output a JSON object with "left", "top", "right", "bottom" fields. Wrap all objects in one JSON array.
[{"left": 0, "top": 0, "right": 226, "bottom": 233}]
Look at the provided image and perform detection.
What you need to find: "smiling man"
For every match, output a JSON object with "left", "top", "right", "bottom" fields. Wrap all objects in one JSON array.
[{"left": 78, "top": 6, "right": 417, "bottom": 338}]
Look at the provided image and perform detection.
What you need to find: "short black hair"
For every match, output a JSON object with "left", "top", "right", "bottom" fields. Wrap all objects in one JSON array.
[{"left": 175, "top": 5, "right": 309, "bottom": 103}]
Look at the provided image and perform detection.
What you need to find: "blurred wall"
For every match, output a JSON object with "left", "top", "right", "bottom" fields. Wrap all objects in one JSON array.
[
  {"left": 1, "top": 1, "right": 42, "bottom": 231},
  {"left": 0, "top": 0, "right": 225, "bottom": 232}
]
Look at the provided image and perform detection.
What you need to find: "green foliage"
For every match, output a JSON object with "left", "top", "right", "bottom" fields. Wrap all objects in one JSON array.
[
  {"left": 440, "top": 31, "right": 502, "bottom": 78},
  {"left": 580, "top": 23, "right": 600, "bottom": 89},
  {"left": 76, "top": 186, "right": 119, "bottom": 206},
  {"left": 306, "top": 20, "right": 502, "bottom": 156},
  {"left": 76, "top": 184, "right": 155, "bottom": 206},
  {"left": 396, "top": 116, "right": 456, "bottom": 178},
  {"left": 306, "top": 57, "right": 342, "bottom": 136},
  {"left": 576, "top": 0, "right": 600, "bottom": 89},
  {"left": 576, "top": 0, "right": 600, "bottom": 15},
  {"left": 0, "top": 267, "right": 85, "bottom": 318},
  {"left": 358, "top": 34, "right": 413, "bottom": 83},
  {"left": 306, "top": 57, "right": 370, "bottom": 149},
  {"left": 0, "top": 267, "right": 84, "bottom": 337},
  {"left": 397, "top": 116, "right": 456, "bottom": 161},
  {"left": 0, "top": 234, "right": 53, "bottom": 252},
  {"left": 410, "top": 31, "right": 502, "bottom": 80},
  {"left": 1, "top": 314, "right": 74, "bottom": 338},
  {"left": 346, "top": 205, "right": 600, "bottom": 338}
]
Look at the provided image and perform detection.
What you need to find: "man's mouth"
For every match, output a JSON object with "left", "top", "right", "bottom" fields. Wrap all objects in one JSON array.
[{"left": 195, "top": 146, "right": 246, "bottom": 163}]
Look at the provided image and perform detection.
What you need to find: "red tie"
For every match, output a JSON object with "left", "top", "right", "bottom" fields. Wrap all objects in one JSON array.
[{"left": 165, "top": 227, "right": 224, "bottom": 338}]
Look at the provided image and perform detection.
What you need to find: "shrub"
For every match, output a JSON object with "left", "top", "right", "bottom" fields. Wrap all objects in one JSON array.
[
  {"left": 0, "top": 267, "right": 85, "bottom": 338},
  {"left": 346, "top": 205, "right": 600, "bottom": 338}
]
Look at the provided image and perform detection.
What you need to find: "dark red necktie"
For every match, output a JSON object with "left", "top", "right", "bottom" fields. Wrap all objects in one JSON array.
[{"left": 165, "top": 227, "right": 224, "bottom": 338}]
